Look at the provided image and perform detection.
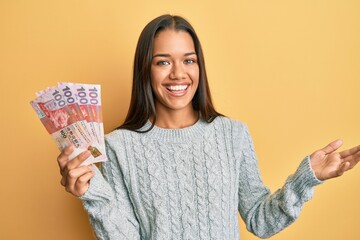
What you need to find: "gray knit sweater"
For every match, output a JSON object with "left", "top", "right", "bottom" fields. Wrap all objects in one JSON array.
[{"left": 80, "top": 116, "right": 322, "bottom": 239}]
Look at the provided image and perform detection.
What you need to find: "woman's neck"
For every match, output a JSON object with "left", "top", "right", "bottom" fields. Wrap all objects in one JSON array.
[{"left": 150, "top": 107, "right": 199, "bottom": 129}]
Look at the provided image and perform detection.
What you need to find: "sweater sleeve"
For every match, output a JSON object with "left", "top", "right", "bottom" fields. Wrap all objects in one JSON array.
[
  {"left": 79, "top": 140, "right": 141, "bottom": 240},
  {"left": 233, "top": 122, "right": 323, "bottom": 239}
]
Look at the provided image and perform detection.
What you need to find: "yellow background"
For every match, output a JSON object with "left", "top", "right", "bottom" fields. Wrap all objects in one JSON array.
[{"left": 1, "top": 0, "right": 359, "bottom": 239}]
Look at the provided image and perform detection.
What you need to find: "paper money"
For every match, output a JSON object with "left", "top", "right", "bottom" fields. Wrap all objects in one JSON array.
[
  {"left": 85, "top": 84, "right": 104, "bottom": 147},
  {"left": 68, "top": 83, "right": 102, "bottom": 146},
  {"left": 58, "top": 83, "right": 94, "bottom": 143},
  {"left": 30, "top": 83, "right": 107, "bottom": 165}
]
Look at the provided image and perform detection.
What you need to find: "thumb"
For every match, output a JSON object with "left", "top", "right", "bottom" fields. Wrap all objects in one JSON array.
[{"left": 320, "top": 139, "right": 343, "bottom": 154}]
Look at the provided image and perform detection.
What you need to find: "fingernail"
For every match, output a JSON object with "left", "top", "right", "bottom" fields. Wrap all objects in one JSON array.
[
  {"left": 82, "top": 150, "right": 91, "bottom": 158},
  {"left": 64, "top": 144, "right": 73, "bottom": 153}
]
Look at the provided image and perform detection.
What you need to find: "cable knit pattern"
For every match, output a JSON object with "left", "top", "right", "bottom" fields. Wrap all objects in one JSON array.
[
  {"left": 128, "top": 133, "right": 153, "bottom": 238},
  {"left": 215, "top": 121, "right": 231, "bottom": 240},
  {"left": 204, "top": 127, "right": 222, "bottom": 239},
  {"left": 159, "top": 141, "right": 181, "bottom": 239},
  {"left": 192, "top": 141, "right": 210, "bottom": 240},
  {"left": 175, "top": 143, "right": 197, "bottom": 239},
  {"left": 80, "top": 116, "right": 322, "bottom": 239}
]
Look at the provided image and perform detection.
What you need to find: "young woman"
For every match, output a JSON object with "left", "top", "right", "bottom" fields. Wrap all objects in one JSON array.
[{"left": 57, "top": 15, "right": 360, "bottom": 239}]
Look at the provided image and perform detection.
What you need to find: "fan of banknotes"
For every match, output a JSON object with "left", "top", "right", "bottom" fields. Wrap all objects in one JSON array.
[{"left": 30, "top": 82, "right": 107, "bottom": 165}]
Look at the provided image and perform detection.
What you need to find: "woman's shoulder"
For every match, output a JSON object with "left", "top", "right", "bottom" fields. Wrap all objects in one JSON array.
[
  {"left": 213, "top": 117, "right": 253, "bottom": 152},
  {"left": 105, "top": 128, "right": 123, "bottom": 140},
  {"left": 104, "top": 127, "right": 133, "bottom": 147},
  {"left": 212, "top": 115, "right": 248, "bottom": 132}
]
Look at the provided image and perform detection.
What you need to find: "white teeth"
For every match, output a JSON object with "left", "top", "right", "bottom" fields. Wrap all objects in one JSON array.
[{"left": 167, "top": 85, "right": 188, "bottom": 91}]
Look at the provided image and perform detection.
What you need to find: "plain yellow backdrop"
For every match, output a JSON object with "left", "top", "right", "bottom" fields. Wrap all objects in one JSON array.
[{"left": 1, "top": 0, "right": 359, "bottom": 239}]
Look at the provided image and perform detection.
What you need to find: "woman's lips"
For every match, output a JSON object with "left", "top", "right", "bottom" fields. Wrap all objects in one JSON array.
[{"left": 165, "top": 84, "right": 190, "bottom": 96}]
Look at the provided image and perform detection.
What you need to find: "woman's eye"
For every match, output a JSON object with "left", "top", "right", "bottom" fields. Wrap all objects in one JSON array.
[
  {"left": 156, "top": 61, "right": 170, "bottom": 66},
  {"left": 184, "top": 59, "right": 195, "bottom": 64}
]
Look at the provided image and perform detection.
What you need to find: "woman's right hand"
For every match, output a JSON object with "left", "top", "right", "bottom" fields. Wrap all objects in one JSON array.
[{"left": 57, "top": 145, "right": 95, "bottom": 197}]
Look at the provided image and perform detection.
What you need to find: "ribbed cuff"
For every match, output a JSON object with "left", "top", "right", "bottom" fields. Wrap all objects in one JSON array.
[
  {"left": 79, "top": 165, "right": 114, "bottom": 203},
  {"left": 288, "top": 156, "right": 323, "bottom": 201}
]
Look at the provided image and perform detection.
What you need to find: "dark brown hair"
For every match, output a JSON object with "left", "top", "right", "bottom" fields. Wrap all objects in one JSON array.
[{"left": 119, "top": 14, "right": 222, "bottom": 132}]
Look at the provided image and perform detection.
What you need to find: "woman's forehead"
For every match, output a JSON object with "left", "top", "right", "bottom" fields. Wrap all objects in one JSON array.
[{"left": 153, "top": 29, "right": 195, "bottom": 54}]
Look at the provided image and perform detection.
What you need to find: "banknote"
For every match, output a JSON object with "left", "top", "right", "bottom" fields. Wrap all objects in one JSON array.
[
  {"left": 58, "top": 82, "right": 94, "bottom": 144},
  {"left": 30, "top": 83, "right": 107, "bottom": 165},
  {"left": 85, "top": 84, "right": 104, "bottom": 147},
  {"left": 70, "top": 83, "right": 101, "bottom": 146}
]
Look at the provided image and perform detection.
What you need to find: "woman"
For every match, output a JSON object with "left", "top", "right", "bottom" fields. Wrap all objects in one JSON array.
[{"left": 57, "top": 15, "right": 360, "bottom": 239}]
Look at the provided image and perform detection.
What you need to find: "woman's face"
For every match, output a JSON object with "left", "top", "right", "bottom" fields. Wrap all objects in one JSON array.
[{"left": 150, "top": 29, "right": 199, "bottom": 115}]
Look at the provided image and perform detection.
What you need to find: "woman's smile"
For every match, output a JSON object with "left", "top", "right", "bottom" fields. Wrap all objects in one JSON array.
[{"left": 164, "top": 83, "right": 190, "bottom": 96}]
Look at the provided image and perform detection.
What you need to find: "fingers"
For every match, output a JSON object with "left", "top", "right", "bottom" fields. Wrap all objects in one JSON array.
[
  {"left": 57, "top": 144, "right": 75, "bottom": 171},
  {"left": 60, "top": 164, "right": 91, "bottom": 186},
  {"left": 320, "top": 139, "right": 343, "bottom": 154},
  {"left": 336, "top": 161, "right": 351, "bottom": 177},
  {"left": 61, "top": 165, "right": 95, "bottom": 197},
  {"left": 339, "top": 144, "right": 360, "bottom": 158},
  {"left": 341, "top": 152, "right": 360, "bottom": 170},
  {"left": 58, "top": 148, "right": 91, "bottom": 176},
  {"left": 63, "top": 150, "right": 91, "bottom": 173},
  {"left": 57, "top": 146, "right": 93, "bottom": 197}
]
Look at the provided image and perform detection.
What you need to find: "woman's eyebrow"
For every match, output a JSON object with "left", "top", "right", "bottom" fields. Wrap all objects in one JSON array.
[
  {"left": 184, "top": 52, "right": 196, "bottom": 56},
  {"left": 152, "top": 53, "right": 170, "bottom": 59},
  {"left": 152, "top": 52, "right": 196, "bottom": 59}
]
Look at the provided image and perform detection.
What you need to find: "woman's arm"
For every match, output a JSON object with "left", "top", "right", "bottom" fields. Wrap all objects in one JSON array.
[
  {"left": 234, "top": 122, "right": 359, "bottom": 239},
  {"left": 57, "top": 144, "right": 141, "bottom": 239},
  {"left": 233, "top": 123, "right": 322, "bottom": 239}
]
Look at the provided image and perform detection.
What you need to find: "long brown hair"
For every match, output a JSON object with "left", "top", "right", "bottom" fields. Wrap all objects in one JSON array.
[{"left": 119, "top": 14, "right": 222, "bottom": 132}]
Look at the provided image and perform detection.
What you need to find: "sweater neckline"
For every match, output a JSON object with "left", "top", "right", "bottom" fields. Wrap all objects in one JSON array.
[{"left": 139, "top": 118, "right": 208, "bottom": 142}]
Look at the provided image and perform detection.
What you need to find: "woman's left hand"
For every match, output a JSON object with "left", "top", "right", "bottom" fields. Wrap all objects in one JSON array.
[{"left": 310, "top": 139, "right": 360, "bottom": 181}]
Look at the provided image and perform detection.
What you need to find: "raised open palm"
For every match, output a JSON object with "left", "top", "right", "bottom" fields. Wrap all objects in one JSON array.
[{"left": 310, "top": 139, "right": 360, "bottom": 181}]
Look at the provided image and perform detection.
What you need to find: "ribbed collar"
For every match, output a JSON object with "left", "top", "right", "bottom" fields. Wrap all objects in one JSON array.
[{"left": 138, "top": 118, "right": 209, "bottom": 142}]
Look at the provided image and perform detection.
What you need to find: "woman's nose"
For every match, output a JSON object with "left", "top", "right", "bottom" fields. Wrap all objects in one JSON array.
[{"left": 169, "top": 62, "right": 186, "bottom": 80}]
